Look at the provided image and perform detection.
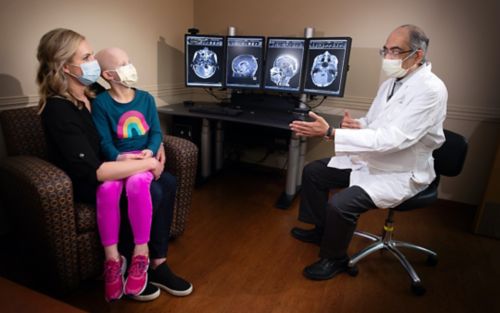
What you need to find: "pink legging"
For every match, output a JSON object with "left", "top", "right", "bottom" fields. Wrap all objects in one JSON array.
[{"left": 96, "top": 171, "right": 153, "bottom": 247}]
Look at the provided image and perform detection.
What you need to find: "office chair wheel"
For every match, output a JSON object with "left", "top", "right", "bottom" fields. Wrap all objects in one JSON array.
[
  {"left": 426, "top": 255, "right": 438, "bottom": 266},
  {"left": 347, "top": 265, "right": 358, "bottom": 277},
  {"left": 411, "top": 282, "right": 426, "bottom": 296}
]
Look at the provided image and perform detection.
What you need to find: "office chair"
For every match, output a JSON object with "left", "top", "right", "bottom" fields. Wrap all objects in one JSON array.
[{"left": 348, "top": 129, "right": 468, "bottom": 295}]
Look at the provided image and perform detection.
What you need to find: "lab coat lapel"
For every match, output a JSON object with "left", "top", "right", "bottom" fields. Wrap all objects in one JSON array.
[
  {"left": 383, "top": 64, "right": 431, "bottom": 113},
  {"left": 375, "top": 79, "right": 404, "bottom": 122}
]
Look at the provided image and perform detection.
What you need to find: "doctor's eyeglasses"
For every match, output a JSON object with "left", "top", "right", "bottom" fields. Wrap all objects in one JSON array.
[{"left": 379, "top": 48, "right": 414, "bottom": 57}]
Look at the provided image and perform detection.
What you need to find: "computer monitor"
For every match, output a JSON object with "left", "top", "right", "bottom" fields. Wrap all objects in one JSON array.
[
  {"left": 263, "top": 38, "right": 306, "bottom": 93},
  {"left": 225, "top": 36, "right": 265, "bottom": 89},
  {"left": 185, "top": 35, "right": 225, "bottom": 88},
  {"left": 302, "top": 37, "right": 352, "bottom": 97}
]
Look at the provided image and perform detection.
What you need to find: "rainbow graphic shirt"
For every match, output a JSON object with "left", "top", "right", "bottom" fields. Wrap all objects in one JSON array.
[
  {"left": 92, "top": 89, "right": 163, "bottom": 161},
  {"left": 117, "top": 110, "right": 150, "bottom": 139}
]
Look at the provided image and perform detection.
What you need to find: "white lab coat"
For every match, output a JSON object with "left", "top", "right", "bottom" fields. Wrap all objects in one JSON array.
[{"left": 329, "top": 63, "right": 447, "bottom": 208}]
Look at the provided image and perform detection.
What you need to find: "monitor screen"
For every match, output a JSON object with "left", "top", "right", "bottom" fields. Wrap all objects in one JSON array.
[
  {"left": 185, "top": 35, "right": 225, "bottom": 88},
  {"left": 263, "top": 38, "right": 305, "bottom": 93},
  {"left": 302, "top": 37, "right": 352, "bottom": 97},
  {"left": 225, "top": 36, "right": 265, "bottom": 89}
]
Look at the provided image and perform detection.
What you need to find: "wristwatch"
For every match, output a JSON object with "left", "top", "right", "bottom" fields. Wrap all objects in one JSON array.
[{"left": 324, "top": 126, "right": 334, "bottom": 140}]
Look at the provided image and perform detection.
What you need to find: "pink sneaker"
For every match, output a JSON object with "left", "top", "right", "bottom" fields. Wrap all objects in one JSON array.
[
  {"left": 124, "top": 255, "right": 149, "bottom": 296},
  {"left": 103, "top": 255, "right": 126, "bottom": 302}
]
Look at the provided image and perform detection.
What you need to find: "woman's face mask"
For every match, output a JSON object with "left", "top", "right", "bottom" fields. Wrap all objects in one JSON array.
[
  {"left": 68, "top": 60, "right": 101, "bottom": 86},
  {"left": 111, "top": 63, "right": 138, "bottom": 88}
]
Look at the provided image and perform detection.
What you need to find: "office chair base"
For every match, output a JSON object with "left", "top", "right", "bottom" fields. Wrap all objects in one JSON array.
[
  {"left": 426, "top": 254, "right": 438, "bottom": 266},
  {"left": 411, "top": 282, "right": 426, "bottom": 296},
  {"left": 350, "top": 230, "right": 437, "bottom": 296}
]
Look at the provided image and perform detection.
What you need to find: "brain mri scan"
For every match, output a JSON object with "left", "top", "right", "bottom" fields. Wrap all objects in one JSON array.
[
  {"left": 232, "top": 54, "right": 258, "bottom": 78},
  {"left": 310, "top": 51, "right": 338, "bottom": 87},
  {"left": 192, "top": 47, "right": 218, "bottom": 79},
  {"left": 270, "top": 54, "right": 298, "bottom": 87}
]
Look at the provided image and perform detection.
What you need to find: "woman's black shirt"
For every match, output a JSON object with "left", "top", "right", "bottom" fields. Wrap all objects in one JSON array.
[{"left": 41, "top": 97, "right": 103, "bottom": 204}]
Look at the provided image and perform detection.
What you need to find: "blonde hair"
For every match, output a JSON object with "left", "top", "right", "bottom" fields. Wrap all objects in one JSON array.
[{"left": 36, "top": 28, "right": 94, "bottom": 112}]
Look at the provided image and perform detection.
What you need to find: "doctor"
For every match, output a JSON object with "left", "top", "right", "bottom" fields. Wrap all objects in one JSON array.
[{"left": 289, "top": 24, "right": 447, "bottom": 281}]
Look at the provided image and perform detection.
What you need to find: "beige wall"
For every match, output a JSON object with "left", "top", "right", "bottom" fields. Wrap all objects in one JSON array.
[
  {"left": 193, "top": 0, "right": 500, "bottom": 205},
  {"left": 0, "top": 0, "right": 193, "bottom": 153},
  {"left": 0, "top": 0, "right": 499, "bottom": 205},
  {"left": 0, "top": 0, "right": 193, "bottom": 97}
]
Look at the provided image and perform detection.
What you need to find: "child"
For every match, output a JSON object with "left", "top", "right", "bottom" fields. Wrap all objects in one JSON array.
[{"left": 92, "top": 47, "right": 163, "bottom": 301}]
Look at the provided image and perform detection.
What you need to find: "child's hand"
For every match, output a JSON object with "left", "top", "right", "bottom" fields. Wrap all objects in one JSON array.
[
  {"left": 141, "top": 149, "right": 154, "bottom": 158},
  {"left": 117, "top": 153, "right": 142, "bottom": 161}
]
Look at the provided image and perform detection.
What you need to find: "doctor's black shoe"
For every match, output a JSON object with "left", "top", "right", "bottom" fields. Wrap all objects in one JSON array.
[
  {"left": 291, "top": 226, "right": 323, "bottom": 245},
  {"left": 303, "top": 257, "right": 354, "bottom": 281},
  {"left": 149, "top": 262, "right": 193, "bottom": 296}
]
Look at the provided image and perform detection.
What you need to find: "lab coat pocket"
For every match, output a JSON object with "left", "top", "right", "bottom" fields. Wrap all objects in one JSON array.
[{"left": 410, "top": 154, "right": 435, "bottom": 185}]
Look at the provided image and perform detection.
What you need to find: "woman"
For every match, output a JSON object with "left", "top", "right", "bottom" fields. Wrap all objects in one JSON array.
[{"left": 36, "top": 28, "right": 193, "bottom": 301}]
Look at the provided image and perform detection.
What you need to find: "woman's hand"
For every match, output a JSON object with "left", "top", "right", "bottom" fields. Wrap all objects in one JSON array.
[
  {"left": 152, "top": 161, "right": 165, "bottom": 180},
  {"left": 152, "top": 144, "right": 165, "bottom": 180},
  {"left": 289, "top": 111, "right": 329, "bottom": 137},
  {"left": 156, "top": 143, "right": 166, "bottom": 166}
]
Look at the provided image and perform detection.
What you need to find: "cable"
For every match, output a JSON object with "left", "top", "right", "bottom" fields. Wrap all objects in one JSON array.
[
  {"left": 203, "top": 88, "right": 231, "bottom": 102},
  {"left": 285, "top": 94, "right": 328, "bottom": 110},
  {"left": 255, "top": 148, "right": 273, "bottom": 164},
  {"left": 307, "top": 96, "right": 327, "bottom": 109}
]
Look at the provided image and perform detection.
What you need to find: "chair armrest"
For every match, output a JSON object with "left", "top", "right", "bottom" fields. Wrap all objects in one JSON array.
[
  {"left": 163, "top": 135, "right": 198, "bottom": 237},
  {"left": 0, "top": 156, "right": 80, "bottom": 291}
]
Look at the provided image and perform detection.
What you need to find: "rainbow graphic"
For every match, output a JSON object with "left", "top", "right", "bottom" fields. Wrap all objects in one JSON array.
[{"left": 117, "top": 110, "right": 150, "bottom": 139}]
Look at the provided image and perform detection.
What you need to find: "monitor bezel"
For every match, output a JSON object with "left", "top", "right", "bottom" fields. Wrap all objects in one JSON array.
[
  {"left": 184, "top": 34, "right": 226, "bottom": 89},
  {"left": 262, "top": 37, "right": 307, "bottom": 94},
  {"left": 301, "top": 36, "right": 352, "bottom": 97},
  {"left": 224, "top": 35, "right": 266, "bottom": 90}
]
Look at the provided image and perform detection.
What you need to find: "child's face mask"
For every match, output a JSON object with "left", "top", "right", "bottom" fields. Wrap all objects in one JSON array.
[{"left": 112, "top": 63, "right": 138, "bottom": 88}]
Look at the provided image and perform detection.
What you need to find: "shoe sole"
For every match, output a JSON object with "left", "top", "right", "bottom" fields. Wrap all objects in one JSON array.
[
  {"left": 127, "top": 287, "right": 161, "bottom": 302},
  {"left": 290, "top": 233, "right": 321, "bottom": 245},
  {"left": 151, "top": 281, "right": 194, "bottom": 297},
  {"left": 124, "top": 272, "right": 148, "bottom": 296},
  {"left": 303, "top": 266, "right": 354, "bottom": 281}
]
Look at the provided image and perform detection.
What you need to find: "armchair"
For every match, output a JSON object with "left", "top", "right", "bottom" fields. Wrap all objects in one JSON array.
[{"left": 0, "top": 107, "right": 198, "bottom": 294}]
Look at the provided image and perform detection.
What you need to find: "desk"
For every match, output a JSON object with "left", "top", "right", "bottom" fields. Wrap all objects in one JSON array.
[{"left": 158, "top": 102, "right": 341, "bottom": 208}]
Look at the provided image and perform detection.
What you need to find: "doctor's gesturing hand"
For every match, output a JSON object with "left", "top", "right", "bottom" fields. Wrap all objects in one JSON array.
[
  {"left": 289, "top": 111, "right": 331, "bottom": 138},
  {"left": 340, "top": 111, "right": 361, "bottom": 129}
]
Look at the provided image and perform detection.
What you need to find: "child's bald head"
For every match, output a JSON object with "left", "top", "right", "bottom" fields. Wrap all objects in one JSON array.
[
  {"left": 95, "top": 47, "right": 133, "bottom": 85},
  {"left": 95, "top": 47, "right": 130, "bottom": 72}
]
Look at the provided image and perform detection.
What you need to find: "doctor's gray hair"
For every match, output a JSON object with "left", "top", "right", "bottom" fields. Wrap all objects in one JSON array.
[{"left": 400, "top": 24, "right": 429, "bottom": 64}]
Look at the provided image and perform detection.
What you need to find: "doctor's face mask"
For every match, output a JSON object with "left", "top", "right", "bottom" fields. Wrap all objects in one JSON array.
[{"left": 381, "top": 50, "right": 416, "bottom": 79}]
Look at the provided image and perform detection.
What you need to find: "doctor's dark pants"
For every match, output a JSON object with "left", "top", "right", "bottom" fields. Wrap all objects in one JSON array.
[{"left": 298, "top": 158, "right": 376, "bottom": 260}]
